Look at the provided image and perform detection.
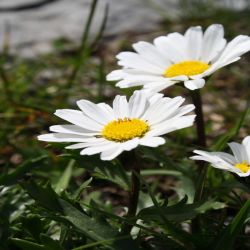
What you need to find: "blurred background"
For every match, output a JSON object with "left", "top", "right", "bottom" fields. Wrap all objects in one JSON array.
[{"left": 0, "top": 0, "right": 250, "bottom": 57}]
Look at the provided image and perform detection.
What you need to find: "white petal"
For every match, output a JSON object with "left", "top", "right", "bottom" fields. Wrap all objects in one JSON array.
[
  {"left": 117, "top": 52, "right": 164, "bottom": 73},
  {"left": 121, "top": 138, "right": 139, "bottom": 151},
  {"left": 141, "top": 98, "right": 167, "bottom": 122},
  {"left": 184, "top": 78, "right": 205, "bottom": 90},
  {"left": 106, "top": 70, "right": 125, "bottom": 81},
  {"left": 100, "top": 145, "right": 123, "bottom": 161},
  {"left": 116, "top": 74, "right": 169, "bottom": 84},
  {"left": 65, "top": 138, "right": 106, "bottom": 149},
  {"left": 148, "top": 92, "right": 165, "bottom": 104},
  {"left": 54, "top": 109, "right": 102, "bottom": 131},
  {"left": 143, "top": 81, "right": 177, "bottom": 92},
  {"left": 184, "top": 26, "right": 203, "bottom": 60},
  {"left": 38, "top": 133, "right": 89, "bottom": 142},
  {"left": 210, "top": 152, "right": 236, "bottom": 165},
  {"left": 242, "top": 136, "right": 250, "bottom": 163},
  {"left": 112, "top": 95, "right": 129, "bottom": 119},
  {"left": 143, "top": 96, "right": 185, "bottom": 125},
  {"left": 191, "top": 150, "right": 236, "bottom": 171},
  {"left": 168, "top": 75, "right": 189, "bottom": 81},
  {"left": 139, "top": 136, "right": 165, "bottom": 147},
  {"left": 97, "top": 103, "right": 115, "bottom": 121},
  {"left": 148, "top": 115, "right": 196, "bottom": 137},
  {"left": 77, "top": 100, "right": 110, "bottom": 124},
  {"left": 201, "top": 24, "right": 226, "bottom": 63},
  {"left": 149, "top": 103, "right": 195, "bottom": 126},
  {"left": 228, "top": 142, "right": 248, "bottom": 163},
  {"left": 65, "top": 143, "right": 89, "bottom": 149},
  {"left": 128, "top": 91, "right": 148, "bottom": 118},
  {"left": 80, "top": 142, "right": 115, "bottom": 156},
  {"left": 154, "top": 33, "right": 187, "bottom": 63},
  {"left": 194, "top": 56, "right": 240, "bottom": 78},
  {"left": 216, "top": 35, "right": 250, "bottom": 63},
  {"left": 132, "top": 41, "right": 171, "bottom": 67},
  {"left": 237, "top": 170, "right": 250, "bottom": 177},
  {"left": 49, "top": 125, "right": 96, "bottom": 136}
]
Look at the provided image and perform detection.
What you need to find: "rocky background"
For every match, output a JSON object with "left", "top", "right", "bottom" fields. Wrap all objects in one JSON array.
[{"left": 0, "top": 0, "right": 249, "bottom": 57}]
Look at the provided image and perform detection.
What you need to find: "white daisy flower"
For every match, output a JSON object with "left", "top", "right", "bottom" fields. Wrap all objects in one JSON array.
[
  {"left": 38, "top": 91, "right": 195, "bottom": 161},
  {"left": 107, "top": 24, "right": 250, "bottom": 92},
  {"left": 190, "top": 136, "right": 250, "bottom": 177}
]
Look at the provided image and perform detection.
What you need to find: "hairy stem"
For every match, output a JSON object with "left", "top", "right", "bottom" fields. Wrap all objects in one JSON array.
[
  {"left": 190, "top": 89, "right": 207, "bottom": 234},
  {"left": 191, "top": 89, "right": 206, "bottom": 148},
  {"left": 190, "top": 89, "right": 207, "bottom": 201},
  {"left": 122, "top": 153, "right": 140, "bottom": 234}
]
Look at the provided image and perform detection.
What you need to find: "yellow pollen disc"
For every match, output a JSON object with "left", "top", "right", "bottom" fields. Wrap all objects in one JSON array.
[
  {"left": 164, "top": 60, "right": 210, "bottom": 78},
  {"left": 101, "top": 118, "right": 149, "bottom": 142},
  {"left": 235, "top": 162, "right": 250, "bottom": 173}
]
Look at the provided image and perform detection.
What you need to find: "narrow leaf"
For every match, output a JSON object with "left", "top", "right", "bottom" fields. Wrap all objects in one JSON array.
[
  {"left": 11, "top": 238, "right": 45, "bottom": 250},
  {"left": 55, "top": 159, "right": 74, "bottom": 194},
  {"left": 213, "top": 199, "right": 250, "bottom": 250}
]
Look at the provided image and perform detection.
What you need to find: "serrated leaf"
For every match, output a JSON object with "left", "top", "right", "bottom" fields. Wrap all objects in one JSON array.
[{"left": 138, "top": 198, "right": 226, "bottom": 223}]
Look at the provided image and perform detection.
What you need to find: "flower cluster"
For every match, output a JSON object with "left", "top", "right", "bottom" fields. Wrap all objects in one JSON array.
[{"left": 39, "top": 24, "right": 250, "bottom": 177}]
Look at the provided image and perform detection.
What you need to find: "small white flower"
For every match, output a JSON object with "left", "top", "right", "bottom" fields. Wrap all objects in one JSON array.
[
  {"left": 107, "top": 24, "right": 250, "bottom": 92},
  {"left": 190, "top": 136, "right": 250, "bottom": 177},
  {"left": 38, "top": 91, "right": 195, "bottom": 161}
]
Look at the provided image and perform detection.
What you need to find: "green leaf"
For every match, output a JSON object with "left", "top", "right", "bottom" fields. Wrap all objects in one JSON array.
[
  {"left": 55, "top": 159, "right": 74, "bottom": 194},
  {"left": 58, "top": 199, "right": 140, "bottom": 250},
  {"left": 213, "top": 199, "right": 250, "bottom": 250},
  {"left": 196, "top": 200, "right": 226, "bottom": 213},
  {"left": 11, "top": 236, "right": 65, "bottom": 250},
  {"left": 138, "top": 175, "right": 196, "bottom": 249},
  {"left": 138, "top": 198, "right": 225, "bottom": 223},
  {"left": 0, "top": 155, "right": 48, "bottom": 186},
  {"left": 20, "top": 215, "right": 46, "bottom": 242},
  {"left": 11, "top": 238, "right": 45, "bottom": 250},
  {"left": 141, "top": 169, "right": 195, "bottom": 202},
  {"left": 22, "top": 181, "right": 139, "bottom": 250},
  {"left": 91, "top": 2, "right": 109, "bottom": 49},
  {"left": 73, "top": 177, "right": 93, "bottom": 200},
  {"left": 73, "top": 156, "right": 129, "bottom": 190},
  {"left": 21, "top": 180, "right": 62, "bottom": 212},
  {"left": 40, "top": 234, "right": 65, "bottom": 250}
]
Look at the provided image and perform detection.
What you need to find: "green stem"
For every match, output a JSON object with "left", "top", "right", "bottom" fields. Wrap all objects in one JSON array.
[
  {"left": 190, "top": 89, "right": 207, "bottom": 234},
  {"left": 66, "top": 0, "right": 98, "bottom": 91},
  {"left": 122, "top": 153, "right": 140, "bottom": 234},
  {"left": 0, "top": 67, "right": 14, "bottom": 105},
  {"left": 190, "top": 89, "right": 207, "bottom": 201},
  {"left": 191, "top": 89, "right": 206, "bottom": 148}
]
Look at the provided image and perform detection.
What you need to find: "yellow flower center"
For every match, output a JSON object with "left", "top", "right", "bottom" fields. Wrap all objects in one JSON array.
[
  {"left": 235, "top": 162, "right": 250, "bottom": 173},
  {"left": 101, "top": 118, "right": 149, "bottom": 142},
  {"left": 164, "top": 60, "right": 210, "bottom": 78}
]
